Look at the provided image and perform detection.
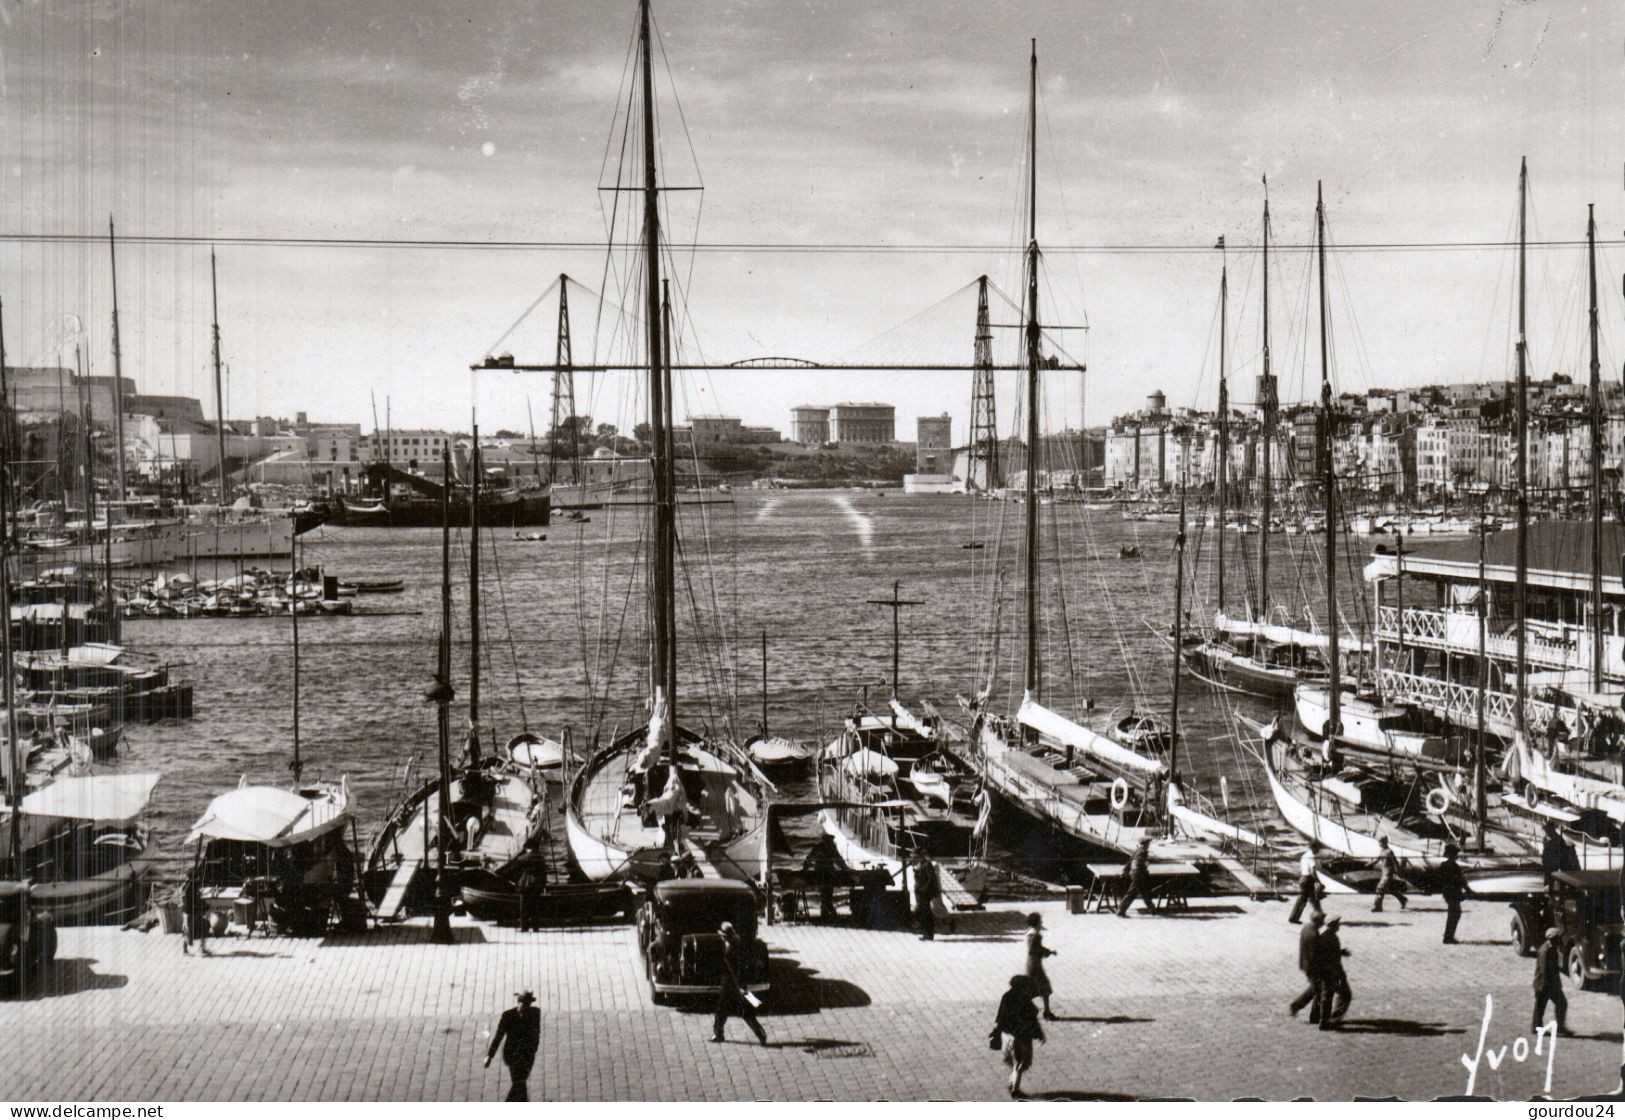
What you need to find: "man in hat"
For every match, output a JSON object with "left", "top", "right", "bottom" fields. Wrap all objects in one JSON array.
[
  {"left": 1288, "top": 843, "right": 1322, "bottom": 924},
  {"left": 486, "top": 989, "right": 541, "bottom": 1101},
  {"left": 1314, "top": 916, "right": 1353, "bottom": 1028},
  {"left": 1371, "top": 835, "right": 1407, "bottom": 912},
  {"left": 1438, "top": 842, "right": 1468, "bottom": 944},
  {"left": 1116, "top": 836, "right": 1155, "bottom": 917},
  {"left": 711, "top": 920, "right": 768, "bottom": 1045},
  {"left": 1532, "top": 926, "right": 1572, "bottom": 1036},
  {"left": 911, "top": 850, "right": 942, "bottom": 941},
  {"left": 1288, "top": 911, "right": 1325, "bottom": 1021}
]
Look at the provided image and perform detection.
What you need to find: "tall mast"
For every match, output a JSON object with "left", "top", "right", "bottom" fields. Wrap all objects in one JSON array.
[
  {"left": 108, "top": 217, "right": 127, "bottom": 504},
  {"left": 1587, "top": 204, "right": 1603, "bottom": 693},
  {"left": 468, "top": 418, "right": 482, "bottom": 760},
  {"left": 1475, "top": 502, "right": 1488, "bottom": 849},
  {"left": 290, "top": 532, "right": 302, "bottom": 784},
  {"left": 0, "top": 297, "right": 16, "bottom": 874},
  {"left": 640, "top": 0, "right": 674, "bottom": 745},
  {"left": 1514, "top": 158, "right": 1529, "bottom": 739},
  {"left": 209, "top": 250, "right": 229, "bottom": 505},
  {"left": 1022, "top": 38, "right": 1043, "bottom": 700},
  {"left": 661, "top": 278, "right": 678, "bottom": 742},
  {"left": 1258, "top": 184, "right": 1275, "bottom": 617},
  {"left": 1317, "top": 183, "right": 1340, "bottom": 735},
  {"left": 1216, "top": 245, "right": 1228, "bottom": 614},
  {"left": 1169, "top": 436, "right": 1187, "bottom": 832},
  {"left": 432, "top": 444, "right": 455, "bottom": 943}
]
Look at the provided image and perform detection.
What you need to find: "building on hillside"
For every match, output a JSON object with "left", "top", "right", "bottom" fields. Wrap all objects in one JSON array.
[
  {"left": 915, "top": 414, "right": 952, "bottom": 474},
  {"left": 828, "top": 402, "right": 895, "bottom": 444},
  {"left": 676, "top": 416, "right": 784, "bottom": 447},
  {"left": 791, "top": 405, "right": 831, "bottom": 445}
]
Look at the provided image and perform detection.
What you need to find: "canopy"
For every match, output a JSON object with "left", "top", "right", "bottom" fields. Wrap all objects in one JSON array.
[
  {"left": 1214, "top": 611, "right": 1371, "bottom": 655},
  {"left": 748, "top": 737, "right": 810, "bottom": 764},
  {"left": 20, "top": 773, "right": 160, "bottom": 824},
  {"left": 187, "top": 781, "right": 351, "bottom": 847},
  {"left": 1017, "top": 695, "right": 1166, "bottom": 780},
  {"left": 844, "top": 748, "right": 900, "bottom": 779},
  {"left": 886, "top": 700, "right": 934, "bottom": 738}
]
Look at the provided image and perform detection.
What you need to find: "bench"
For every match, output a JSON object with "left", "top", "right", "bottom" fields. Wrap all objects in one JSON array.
[{"left": 1077, "top": 861, "right": 1202, "bottom": 913}]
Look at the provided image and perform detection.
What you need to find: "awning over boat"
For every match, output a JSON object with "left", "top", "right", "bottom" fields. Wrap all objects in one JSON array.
[
  {"left": 65, "top": 643, "right": 128, "bottom": 666},
  {"left": 187, "top": 782, "right": 351, "bottom": 846},
  {"left": 886, "top": 700, "right": 934, "bottom": 738},
  {"left": 1017, "top": 695, "right": 1166, "bottom": 780},
  {"left": 1213, "top": 612, "right": 1370, "bottom": 654},
  {"left": 1363, "top": 555, "right": 1398, "bottom": 583},
  {"left": 749, "top": 737, "right": 810, "bottom": 764},
  {"left": 844, "top": 748, "right": 900, "bottom": 779},
  {"left": 20, "top": 772, "right": 160, "bottom": 824}
]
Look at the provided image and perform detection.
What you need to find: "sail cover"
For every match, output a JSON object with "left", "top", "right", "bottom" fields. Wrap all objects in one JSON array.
[
  {"left": 1214, "top": 611, "right": 1371, "bottom": 654},
  {"left": 187, "top": 784, "right": 350, "bottom": 846},
  {"left": 1017, "top": 695, "right": 1166, "bottom": 780},
  {"left": 20, "top": 773, "right": 160, "bottom": 824}
]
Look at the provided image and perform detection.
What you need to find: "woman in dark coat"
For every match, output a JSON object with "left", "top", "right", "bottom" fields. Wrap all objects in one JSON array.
[
  {"left": 994, "top": 974, "right": 1045, "bottom": 1098},
  {"left": 1024, "top": 912, "right": 1057, "bottom": 1019}
]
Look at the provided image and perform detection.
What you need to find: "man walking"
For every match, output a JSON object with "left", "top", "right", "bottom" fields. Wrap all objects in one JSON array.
[
  {"left": 911, "top": 851, "right": 942, "bottom": 941},
  {"left": 1116, "top": 836, "right": 1155, "bottom": 917},
  {"left": 1438, "top": 842, "right": 1468, "bottom": 944},
  {"left": 1314, "top": 916, "right": 1352, "bottom": 1028},
  {"left": 1532, "top": 927, "right": 1572, "bottom": 1036},
  {"left": 516, "top": 861, "right": 545, "bottom": 933},
  {"left": 1288, "top": 911, "right": 1325, "bottom": 1021},
  {"left": 485, "top": 989, "right": 541, "bottom": 1101},
  {"left": 1371, "top": 836, "right": 1407, "bottom": 912},
  {"left": 1288, "top": 843, "right": 1322, "bottom": 924},
  {"left": 711, "top": 920, "right": 768, "bottom": 1045}
]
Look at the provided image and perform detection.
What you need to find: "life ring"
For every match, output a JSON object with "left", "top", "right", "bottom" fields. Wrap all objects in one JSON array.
[
  {"left": 1424, "top": 787, "right": 1451, "bottom": 817},
  {"left": 1110, "top": 778, "right": 1131, "bottom": 811}
]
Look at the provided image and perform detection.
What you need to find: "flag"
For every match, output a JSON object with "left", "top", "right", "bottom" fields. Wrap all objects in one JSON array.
[{"left": 1214, "top": 236, "right": 1225, "bottom": 250}]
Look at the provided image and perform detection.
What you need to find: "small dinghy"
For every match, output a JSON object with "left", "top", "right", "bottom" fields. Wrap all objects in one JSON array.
[
  {"left": 505, "top": 731, "right": 575, "bottom": 780},
  {"left": 906, "top": 758, "right": 953, "bottom": 808},
  {"left": 352, "top": 578, "right": 404, "bottom": 595},
  {"left": 514, "top": 531, "right": 547, "bottom": 542},
  {"left": 744, "top": 734, "right": 813, "bottom": 774}
]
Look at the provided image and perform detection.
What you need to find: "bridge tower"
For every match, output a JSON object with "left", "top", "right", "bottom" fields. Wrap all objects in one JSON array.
[
  {"left": 548, "top": 275, "right": 579, "bottom": 484},
  {"left": 967, "top": 275, "right": 1001, "bottom": 491}
]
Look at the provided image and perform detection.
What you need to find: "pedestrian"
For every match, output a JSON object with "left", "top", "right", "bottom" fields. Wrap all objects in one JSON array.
[
  {"left": 802, "top": 835, "right": 847, "bottom": 922},
  {"left": 1116, "top": 836, "right": 1154, "bottom": 917},
  {"left": 1288, "top": 843, "right": 1322, "bottom": 924},
  {"left": 182, "top": 874, "right": 209, "bottom": 956},
  {"left": 1371, "top": 836, "right": 1408, "bottom": 912},
  {"left": 711, "top": 920, "right": 767, "bottom": 1046},
  {"left": 991, "top": 974, "right": 1045, "bottom": 1098},
  {"left": 1532, "top": 927, "right": 1572, "bottom": 1036},
  {"left": 1023, "top": 912, "right": 1058, "bottom": 1020},
  {"left": 485, "top": 989, "right": 541, "bottom": 1102},
  {"left": 1288, "top": 911, "right": 1325, "bottom": 1021},
  {"left": 1438, "top": 842, "right": 1468, "bottom": 944},
  {"left": 911, "top": 851, "right": 942, "bottom": 941},
  {"left": 516, "top": 861, "right": 544, "bottom": 933},
  {"left": 1314, "top": 916, "right": 1352, "bottom": 1029},
  {"left": 1540, "top": 824, "right": 1565, "bottom": 887}
]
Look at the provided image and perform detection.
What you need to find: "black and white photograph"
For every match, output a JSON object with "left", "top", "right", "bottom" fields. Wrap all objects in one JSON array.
[{"left": 2, "top": 0, "right": 1623, "bottom": 1103}]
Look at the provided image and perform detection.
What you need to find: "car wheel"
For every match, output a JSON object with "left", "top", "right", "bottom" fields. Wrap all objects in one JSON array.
[
  {"left": 0, "top": 928, "right": 19, "bottom": 998},
  {"left": 1510, "top": 911, "right": 1533, "bottom": 957},
  {"left": 648, "top": 976, "right": 670, "bottom": 1007},
  {"left": 1567, "top": 945, "right": 1590, "bottom": 990}
]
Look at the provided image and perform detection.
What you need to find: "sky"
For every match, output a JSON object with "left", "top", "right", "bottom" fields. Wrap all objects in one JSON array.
[{"left": 3, "top": 0, "right": 1624, "bottom": 445}]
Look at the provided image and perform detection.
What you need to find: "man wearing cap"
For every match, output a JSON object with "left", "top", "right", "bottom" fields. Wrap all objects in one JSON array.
[
  {"left": 711, "top": 920, "right": 768, "bottom": 1046},
  {"left": 1115, "top": 836, "right": 1155, "bottom": 917},
  {"left": 1370, "top": 836, "right": 1407, "bottom": 912},
  {"left": 1438, "top": 843, "right": 1469, "bottom": 944},
  {"left": 911, "top": 851, "right": 942, "bottom": 941},
  {"left": 1288, "top": 843, "right": 1322, "bottom": 924},
  {"left": 1288, "top": 911, "right": 1326, "bottom": 1021},
  {"left": 486, "top": 989, "right": 541, "bottom": 1101},
  {"left": 1532, "top": 926, "right": 1572, "bottom": 1036},
  {"left": 1314, "top": 916, "right": 1353, "bottom": 1028}
]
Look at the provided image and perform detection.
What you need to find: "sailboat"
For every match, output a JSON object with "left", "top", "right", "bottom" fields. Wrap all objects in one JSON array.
[
  {"left": 564, "top": 0, "right": 769, "bottom": 885},
  {"left": 186, "top": 410, "right": 354, "bottom": 935},
  {"left": 967, "top": 44, "right": 1261, "bottom": 883},
  {"left": 1256, "top": 183, "right": 1535, "bottom": 878},
  {"left": 1180, "top": 187, "right": 1355, "bottom": 702},
  {"left": 365, "top": 445, "right": 557, "bottom": 922}
]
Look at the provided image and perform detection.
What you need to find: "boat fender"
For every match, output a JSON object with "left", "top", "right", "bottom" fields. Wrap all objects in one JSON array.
[
  {"left": 1109, "top": 778, "right": 1131, "bottom": 811},
  {"left": 1424, "top": 787, "right": 1451, "bottom": 817}
]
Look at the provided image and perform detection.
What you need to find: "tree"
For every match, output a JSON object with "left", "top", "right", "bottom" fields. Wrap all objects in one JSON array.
[
  {"left": 633, "top": 422, "right": 652, "bottom": 447},
  {"left": 595, "top": 422, "right": 618, "bottom": 442}
]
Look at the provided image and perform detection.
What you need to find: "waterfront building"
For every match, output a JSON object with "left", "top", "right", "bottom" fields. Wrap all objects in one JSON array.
[
  {"left": 828, "top": 402, "right": 895, "bottom": 444},
  {"left": 790, "top": 405, "right": 831, "bottom": 445}
]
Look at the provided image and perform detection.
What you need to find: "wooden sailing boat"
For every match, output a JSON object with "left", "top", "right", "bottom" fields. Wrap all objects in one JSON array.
[
  {"left": 364, "top": 446, "right": 555, "bottom": 921},
  {"left": 564, "top": 0, "right": 769, "bottom": 885},
  {"left": 1182, "top": 195, "right": 1339, "bottom": 700},
  {"left": 1255, "top": 182, "right": 1534, "bottom": 876},
  {"left": 966, "top": 44, "right": 1257, "bottom": 881}
]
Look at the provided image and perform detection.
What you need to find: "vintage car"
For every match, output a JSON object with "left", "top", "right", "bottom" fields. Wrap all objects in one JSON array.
[
  {"left": 636, "top": 878, "right": 769, "bottom": 1005},
  {"left": 1508, "top": 869, "right": 1622, "bottom": 989},
  {"left": 0, "top": 881, "right": 59, "bottom": 995}
]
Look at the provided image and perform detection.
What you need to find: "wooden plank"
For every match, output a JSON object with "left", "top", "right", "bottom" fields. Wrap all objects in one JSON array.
[
  {"left": 1214, "top": 856, "right": 1276, "bottom": 899},
  {"left": 935, "top": 864, "right": 983, "bottom": 911},
  {"left": 376, "top": 858, "right": 422, "bottom": 920}
]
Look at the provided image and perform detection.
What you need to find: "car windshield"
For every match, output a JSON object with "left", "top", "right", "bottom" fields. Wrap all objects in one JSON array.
[{"left": 658, "top": 892, "right": 756, "bottom": 937}]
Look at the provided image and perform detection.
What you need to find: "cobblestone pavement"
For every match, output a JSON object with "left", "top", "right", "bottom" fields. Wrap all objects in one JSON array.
[{"left": 6, "top": 895, "right": 1622, "bottom": 1101}]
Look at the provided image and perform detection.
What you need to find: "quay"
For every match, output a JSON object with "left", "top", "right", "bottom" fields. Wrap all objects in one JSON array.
[{"left": 8, "top": 895, "right": 1620, "bottom": 1101}]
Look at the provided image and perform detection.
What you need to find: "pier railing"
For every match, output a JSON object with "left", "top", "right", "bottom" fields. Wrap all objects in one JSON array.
[
  {"left": 1380, "top": 667, "right": 1575, "bottom": 740},
  {"left": 1376, "top": 606, "right": 1600, "bottom": 676}
]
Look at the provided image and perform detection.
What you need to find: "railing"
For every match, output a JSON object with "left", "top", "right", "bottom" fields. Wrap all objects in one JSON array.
[
  {"left": 1376, "top": 606, "right": 1601, "bottom": 675},
  {"left": 1380, "top": 668, "right": 1574, "bottom": 739}
]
